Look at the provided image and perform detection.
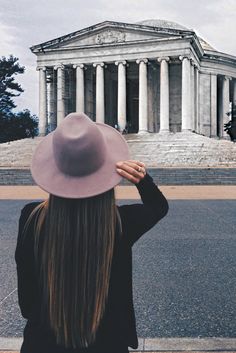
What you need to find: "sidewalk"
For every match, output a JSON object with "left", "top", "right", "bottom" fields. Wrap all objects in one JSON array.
[
  {"left": 1, "top": 185, "right": 236, "bottom": 199},
  {"left": 2, "top": 337, "right": 236, "bottom": 352}
]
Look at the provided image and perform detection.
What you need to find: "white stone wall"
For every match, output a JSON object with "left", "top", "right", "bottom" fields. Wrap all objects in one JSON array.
[
  {"left": 210, "top": 74, "right": 217, "bottom": 137},
  {"left": 147, "top": 62, "right": 160, "bottom": 132},
  {"left": 84, "top": 66, "right": 96, "bottom": 121},
  {"left": 199, "top": 73, "right": 211, "bottom": 136}
]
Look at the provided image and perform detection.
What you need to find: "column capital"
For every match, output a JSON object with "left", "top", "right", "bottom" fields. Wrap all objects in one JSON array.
[
  {"left": 189, "top": 58, "right": 197, "bottom": 67},
  {"left": 224, "top": 75, "right": 232, "bottom": 81},
  {"left": 115, "top": 60, "right": 127, "bottom": 66},
  {"left": 157, "top": 57, "right": 170, "bottom": 63},
  {"left": 54, "top": 64, "right": 65, "bottom": 70},
  {"left": 93, "top": 62, "right": 105, "bottom": 68},
  {"left": 36, "top": 66, "right": 46, "bottom": 71},
  {"left": 179, "top": 55, "right": 190, "bottom": 61},
  {"left": 73, "top": 63, "right": 85, "bottom": 69},
  {"left": 193, "top": 62, "right": 199, "bottom": 69},
  {"left": 136, "top": 58, "right": 148, "bottom": 65}
]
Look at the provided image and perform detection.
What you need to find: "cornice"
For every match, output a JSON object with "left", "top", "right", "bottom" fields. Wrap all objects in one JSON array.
[{"left": 30, "top": 21, "right": 195, "bottom": 53}]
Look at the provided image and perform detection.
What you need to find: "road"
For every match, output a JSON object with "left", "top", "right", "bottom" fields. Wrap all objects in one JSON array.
[{"left": 0, "top": 198, "right": 236, "bottom": 338}]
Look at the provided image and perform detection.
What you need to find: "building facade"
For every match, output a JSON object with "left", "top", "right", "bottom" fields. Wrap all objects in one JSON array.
[{"left": 31, "top": 19, "right": 236, "bottom": 138}]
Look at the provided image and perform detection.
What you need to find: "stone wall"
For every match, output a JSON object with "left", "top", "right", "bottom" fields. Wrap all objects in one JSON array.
[
  {"left": 199, "top": 73, "right": 211, "bottom": 136},
  {"left": 148, "top": 61, "right": 160, "bottom": 132},
  {"left": 84, "top": 66, "right": 96, "bottom": 121},
  {"left": 1, "top": 168, "right": 236, "bottom": 185}
]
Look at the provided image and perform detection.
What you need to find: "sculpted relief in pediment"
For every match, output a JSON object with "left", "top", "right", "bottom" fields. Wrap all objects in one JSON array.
[
  {"left": 61, "top": 28, "right": 169, "bottom": 48},
  {"left": 95, "top": 30, "right": 126, "bottom": 44}
]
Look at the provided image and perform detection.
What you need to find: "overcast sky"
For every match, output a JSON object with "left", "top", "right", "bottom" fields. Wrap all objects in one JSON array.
[{"left": 1, "top": 0, "right": 236, "bottom": 115}]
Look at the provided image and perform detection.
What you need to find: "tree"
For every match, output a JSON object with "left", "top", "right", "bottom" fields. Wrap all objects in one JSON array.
[
  {"left": 0, "top": 55, "right": 38, "bottom": 143},
  {"left": 0, "top": 55, "right": 25, "bottom": 116}
]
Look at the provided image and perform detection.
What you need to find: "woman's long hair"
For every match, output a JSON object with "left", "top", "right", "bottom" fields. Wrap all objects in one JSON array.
[{"left": 22, "top": 188, "right": 120, "bottom": 349}]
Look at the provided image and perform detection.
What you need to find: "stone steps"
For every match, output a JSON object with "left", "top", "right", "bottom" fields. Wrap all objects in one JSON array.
[
  {"left": 0, "top": 167, "right": 236, "bottom": 185},
  {"left": 0, "top": 131, "right": 236, "bottom": 169}
]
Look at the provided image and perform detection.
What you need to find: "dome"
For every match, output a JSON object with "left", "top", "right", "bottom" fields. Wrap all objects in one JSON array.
[
  {"left": 136, "top": 19, "right": 189, "bottom": 31},
  {"left": 198, "top": 37, "right": 216, "bottom": 51},
  {"left": 136, "top": 19, "right": 217, "bottom": 52}
]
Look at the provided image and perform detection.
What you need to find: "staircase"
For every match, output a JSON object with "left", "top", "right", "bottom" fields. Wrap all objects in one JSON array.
[
  {"left": 125, "top": 131, "right": 236, "bottom": 167},
  {"left": 0, "top": 132, "right": 236, "bottom": 185},
  {"left": 0, "top": 131, "right": 236, "bottom": 168}
]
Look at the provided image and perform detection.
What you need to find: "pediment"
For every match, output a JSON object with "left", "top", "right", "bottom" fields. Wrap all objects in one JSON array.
[
  {"left": 31, "top": 21, "right": 185, "bottom": 52},
  {"left": 61, "top": 28, "right": 173, "bottom": 48}
]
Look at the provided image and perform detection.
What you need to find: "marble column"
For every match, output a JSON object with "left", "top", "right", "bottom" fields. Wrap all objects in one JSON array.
[
  {"left": 93, "top": 63, "right": 105, "bottom": 123},
  {"left": 210, "top": 74, "right": 217, "bottom": 137},
  {"left": 179, "top": 56, "right": 191, "bottom": 131},
  {"left": 48, "top": 69, "right": 57, "bottom": 132},
  {"left": 157, "top": 57, "right": 170, "bottom": 132},
  {"left": 37, "top": 66, "right": 47, "bottom": 135},
  {"left": 190, "top": 60, "right": 195, "bottom": 131},
  {"left": 233, "top": 79, "right": 236, "bottom": 120},
  {"left": 222, "top": 76, "right": 231, "bottom": 138},
  {"left": 73, "top": 64, "right": 85, "bottom": 112},
  {"left": 55, "top": 64, "right": 65, "bottom": 126},
  {"left": 115, "top": 60, "right": 127, "bottom": 132},
  {"left": 195, "top": 65, "right": 199, "bottom": 133},
  {"left": 136, "top": 59, "right": 148, "bottom": 132},
  {"left": 68, "top": 68, "right": 74, "bottom": 114}
]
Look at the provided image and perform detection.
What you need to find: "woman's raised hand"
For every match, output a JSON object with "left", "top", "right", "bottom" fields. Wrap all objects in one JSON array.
[{"left": 116, "top": 160, "right": 146, "bottom": 184}]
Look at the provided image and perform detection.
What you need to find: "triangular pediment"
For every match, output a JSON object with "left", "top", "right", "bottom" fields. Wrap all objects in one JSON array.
[
  {"left": 31, "top": 21, "right": 189, "bottom": 52},
  {"left": 61, "top": 27, "right": 174, "bottom": 48}
]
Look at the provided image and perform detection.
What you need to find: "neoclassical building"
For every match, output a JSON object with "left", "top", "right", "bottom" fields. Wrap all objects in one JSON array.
[{"left": 31, "top": 19, "right": 236, "bottom": 138}]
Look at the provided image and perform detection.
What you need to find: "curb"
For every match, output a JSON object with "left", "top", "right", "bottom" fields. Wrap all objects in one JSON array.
[
  {"left": 2, "top": 337, "right": 236, "bottom": 352},
  {"left": 1, "top": 185, "right": 236, "bottom": 200}
]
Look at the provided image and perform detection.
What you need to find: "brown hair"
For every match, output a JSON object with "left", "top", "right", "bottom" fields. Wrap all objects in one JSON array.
[{"left": 23, "top": 188, "right": 120, "bottom": 349}]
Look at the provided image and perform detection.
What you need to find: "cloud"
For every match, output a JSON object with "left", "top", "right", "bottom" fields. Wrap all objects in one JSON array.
[
  {"left": 0, "top": 22, "right": 18, "bottom": 55},
  {"left": 0, "top": 18, "right": 38, "bottom": 114},
  {"left": 0, "top": 0, "right": 236, "bottom": 115}
]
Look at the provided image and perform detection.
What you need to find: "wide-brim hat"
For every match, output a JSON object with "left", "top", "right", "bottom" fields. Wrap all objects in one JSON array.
[{"left": 31, "top": 112, "right": 130, "bottom": 198}]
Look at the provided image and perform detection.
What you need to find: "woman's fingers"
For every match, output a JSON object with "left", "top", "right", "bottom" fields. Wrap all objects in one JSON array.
[
  {"left": 125, "top": 162, "right": 146, "bottom": 176},
  {"left": 116, "top": 168, "right": 140, "bottom": 184},
  {"left": 116, "top": 161, "right": 144, "bottom": 174},
  {"left": 118, "top": 161, "right": 146, "bottom": 175},
  {"left": 117, "top": 162, "right": 141, "bottom": 178},
  {"left": 116, "top": 160, "right": 146, "bottom": 184},
  {"left": 127, "top": 160, "right": 146, "bottom": 168}
]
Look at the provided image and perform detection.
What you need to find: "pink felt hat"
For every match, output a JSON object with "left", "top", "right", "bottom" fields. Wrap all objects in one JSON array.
[{"left": 31, "top": 112, "right": 130, "bottom": 198}]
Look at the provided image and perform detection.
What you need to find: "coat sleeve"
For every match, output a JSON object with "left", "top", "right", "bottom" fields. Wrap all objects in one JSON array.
[
  {"left": 15, "top": 202, "right": 40, "bottom": 319},
  {"left": 117, "top": 173, "right": 169, "bottom": 247}
]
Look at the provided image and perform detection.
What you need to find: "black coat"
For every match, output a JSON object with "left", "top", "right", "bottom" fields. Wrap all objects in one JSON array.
[{"left": 15, "top": 173, "right": 169, "bottom": 353}]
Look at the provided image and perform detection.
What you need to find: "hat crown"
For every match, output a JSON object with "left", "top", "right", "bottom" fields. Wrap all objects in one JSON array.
[{"left": 53, "top": 113, "right": 106, "bottom": 176}]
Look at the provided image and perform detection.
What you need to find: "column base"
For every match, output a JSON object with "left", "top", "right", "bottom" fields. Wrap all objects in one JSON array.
[
  {"left": 222, "top": 135, "right": 231, "bottom": 141},
  {"left": 181, "top": 129, "right": 193, "bottom": 133},
  {"left": 138, "top": 130, "right": 149, "bottom": 134},
  {"left": 159, "top": 129, "right": 170, "bottom": 134},
  {"left": 38, "top": 132, "right": 46, "bottom": 137}
]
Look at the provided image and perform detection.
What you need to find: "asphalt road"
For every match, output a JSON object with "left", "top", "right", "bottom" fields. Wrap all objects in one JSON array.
[{"left": 1, "top": 199, "right": 236, "bottom": 338}]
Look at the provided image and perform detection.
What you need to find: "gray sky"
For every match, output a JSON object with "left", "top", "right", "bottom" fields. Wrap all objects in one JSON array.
[{"left": 1, "top": 0, "right": 236, "bottom": 115}]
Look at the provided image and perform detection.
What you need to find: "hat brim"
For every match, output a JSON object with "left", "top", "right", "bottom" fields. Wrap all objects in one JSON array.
[{"left": 31, "top": 123, "right": 130, "bottom": 198}]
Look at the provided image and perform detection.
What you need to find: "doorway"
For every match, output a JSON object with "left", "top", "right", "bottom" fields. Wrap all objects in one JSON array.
[{"left": 126, "top": 62, "right": 139, "bottom": 133}]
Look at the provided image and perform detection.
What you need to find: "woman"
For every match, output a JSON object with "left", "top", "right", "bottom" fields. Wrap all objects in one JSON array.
[{"left": 15, "top": 112, "right": 169, "bottom": 353}]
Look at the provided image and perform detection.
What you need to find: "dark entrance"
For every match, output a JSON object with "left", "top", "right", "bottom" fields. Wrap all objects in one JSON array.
[
  {"left": 105, "top": 64, "right": 118, "bottom": 127},
  {"left": 127, "top": 63, "right": 139, "bottom": 133},
  {"left": 104, "top": 62, "right": 139, "bottom": 133}
]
